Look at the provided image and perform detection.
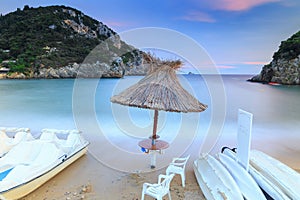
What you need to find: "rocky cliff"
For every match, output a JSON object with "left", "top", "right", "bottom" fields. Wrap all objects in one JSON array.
[
  {"left": 0, "top": 5, "right": 149, "bottom": 79},
  {"left": 249, "top": 31, "right": 300, "bottom": 84}
]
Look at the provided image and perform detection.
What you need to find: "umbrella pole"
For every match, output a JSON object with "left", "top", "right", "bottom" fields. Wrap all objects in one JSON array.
[
  {"left": 151, "top": 110, "right": 158, "bottom": 169},
  {"left": 151, "top": 110, "right": 159, "bottom": 145}
]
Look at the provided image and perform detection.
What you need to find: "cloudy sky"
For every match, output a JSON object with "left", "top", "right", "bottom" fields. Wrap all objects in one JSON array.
[{"left": 1, "top": 0, "right": 300, "bottom": 74}]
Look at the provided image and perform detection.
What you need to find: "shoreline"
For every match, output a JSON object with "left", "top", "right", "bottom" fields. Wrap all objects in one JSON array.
[
  {"left": 2, "top": 74, "right": 300, "bottom": 87},
  {"left": 20, "top": 134, "right": 300, "bottom": 200}
]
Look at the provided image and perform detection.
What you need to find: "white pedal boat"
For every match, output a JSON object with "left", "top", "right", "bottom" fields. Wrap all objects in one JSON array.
[{"left": 0, "top": 129, "right": 89, "bottom": 200}]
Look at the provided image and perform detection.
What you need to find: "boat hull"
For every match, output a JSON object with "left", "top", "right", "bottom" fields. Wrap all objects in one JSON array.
[
  {"left": 217, "top": 153, "right": 266, "bottom": 200},
  {"left": 0, "top": 146, "right": 88, "bottom": 200},
  {"left": 223, "top": 148, "right": 290, "bottom": 200},
  {"left": 250, "top": 150, "right": 300, "bottom": 199},
  {"left": 193, "top": 154, "right": 243, "bottom": 200}
]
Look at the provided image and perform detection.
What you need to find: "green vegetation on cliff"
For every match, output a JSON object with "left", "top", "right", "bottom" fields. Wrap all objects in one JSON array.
[
  {"left": 0, "top": 5, "right": 137, "bottom": 75},
  {"left": 273, "top": 31, "right": 300, "bottom": 60}
]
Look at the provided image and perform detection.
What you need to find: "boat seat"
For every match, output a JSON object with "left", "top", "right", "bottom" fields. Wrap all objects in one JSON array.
[
  {"left": 0, "top": 141, "right": 43, "bottom": 166},
  {"left": 0, "top": 132, "right": 35, "bottom": 158},
  {"left": 60, "top": 133, "right": 82, "bottom": 153},
  {"left": 0, "top": 127, "right": 30, "bottom": 134},
  {"left": 39, "top": 131, "right": 60, "bottom": 142},
  {"left": 1, "top": 142, "right": 65, "bottom": 184}
]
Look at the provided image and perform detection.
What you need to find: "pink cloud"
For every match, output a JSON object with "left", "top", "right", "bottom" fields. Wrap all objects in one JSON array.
[
  {"left": 181, "top": 11, "right": 216, "bottom": 22},
  {"left": 209, "top": 0, "right": 281, "bottom": 11},
  {"left": 242, "top": 61, "right": 269, "bottom": 65},
  {"left": 216, "top": 65, "right": 236, "bottom": 69}
]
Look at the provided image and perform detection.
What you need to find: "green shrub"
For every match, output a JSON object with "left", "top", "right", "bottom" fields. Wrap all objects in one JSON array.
[
  {"left": 0, "top": 5, "right": 140, "bottom": 75},
  {"left": 273, "top": 31, "right": 300, "bottom": 60},
  {"left": 9, "top": 61, "right": 27, "bottom": 73}
]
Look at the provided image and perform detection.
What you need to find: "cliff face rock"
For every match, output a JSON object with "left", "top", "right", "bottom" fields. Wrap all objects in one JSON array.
[
  {"left": 250, "top": 31, "right": 300, "bottom": 84},
  {"left": 4, "top": 53, "right": 149, "bottom": 79},
  {"left": 250, "top": 56, "right": 300, "bottom": 84},
  {"left": 0, "top": 5, "right": 147, "bottom": 78},
  {"left": 37, "top": 62, "right": 124, "bottom": 78}
]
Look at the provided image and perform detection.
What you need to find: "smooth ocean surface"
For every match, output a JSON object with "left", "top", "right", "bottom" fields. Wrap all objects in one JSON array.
[{"left": 0, "top": 75, "right": 299, "bottom": 156}]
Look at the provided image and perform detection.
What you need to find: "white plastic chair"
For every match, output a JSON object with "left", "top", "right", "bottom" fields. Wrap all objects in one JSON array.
[
  {"left": 141, "top": 174, "right": 175, "bottom": 200},
  {"left": 166, "top": 155, "right": 190, "bottom": 187}
]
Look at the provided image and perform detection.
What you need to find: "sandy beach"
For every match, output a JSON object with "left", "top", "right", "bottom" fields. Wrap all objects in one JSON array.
[
  {"left": 19, "top": 133, "right": 300, "bottom": 200},
  {"left": 0, "top": 1, "right": 299, "bottom": 198}
]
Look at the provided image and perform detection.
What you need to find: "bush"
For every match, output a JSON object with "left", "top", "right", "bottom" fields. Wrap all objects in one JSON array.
[
  {"left": 273, "top": 31, "right": 300, "bottom": 60},
  {"left": 8, "top": 60, "right": 27, "bottom": 73}
]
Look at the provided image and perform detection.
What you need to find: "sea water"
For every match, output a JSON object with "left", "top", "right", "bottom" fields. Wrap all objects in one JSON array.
[{"left": 0, "top": 75, "right": 300, "bottom": 169}]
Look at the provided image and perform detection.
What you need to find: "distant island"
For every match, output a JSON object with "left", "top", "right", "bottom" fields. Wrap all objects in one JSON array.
[
  {"left": 249, "top": 30, "right": 300, "bottom": 85},
  {"left": 0, "top": 5, "right": 150, "bottom": 79}
]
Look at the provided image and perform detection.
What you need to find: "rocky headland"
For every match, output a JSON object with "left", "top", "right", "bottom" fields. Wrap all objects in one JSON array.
[
  {"left": 249, "top": 31, "right": 300, "bottom": 85},
  {"left": 0, "top": 5, "right": 150, "bottom": 79}
]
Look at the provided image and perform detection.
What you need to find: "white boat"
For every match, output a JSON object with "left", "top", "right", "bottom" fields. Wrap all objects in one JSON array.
[
  {"left": 223, "top": 148, "right": 290, "bottom": 200},
  {"left": 250, "top": 150, "right": 300, "bottom": 199},
  {"left": 0, "top": 127, "right": 34, "bottom": 157},
  {"left": 0, "top": 129, "right": 89, "bottom": 200},
  {"left": 217, "top": 153, "right": 266, "bottom": 200},
  {"left": 193, "top": 154, "right": 244, "bottom": 200},
  {"left": 221, "top": 109, "right": 298, "bottom": 199}
]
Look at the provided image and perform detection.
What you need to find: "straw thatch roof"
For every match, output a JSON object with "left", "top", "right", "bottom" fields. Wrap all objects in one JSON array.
[{"left": 110, "top": 65, "right": 207, "bottom": 113}]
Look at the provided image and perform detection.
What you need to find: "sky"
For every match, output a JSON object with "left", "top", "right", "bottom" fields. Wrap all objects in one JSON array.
[{"left": 0, "top": 0, "right": 300, "bottom": 74}]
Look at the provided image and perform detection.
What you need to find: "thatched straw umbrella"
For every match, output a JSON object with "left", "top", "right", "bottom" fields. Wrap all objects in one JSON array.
[{"left": 111, "top": 62, "right": 207, "bottom": 155}]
